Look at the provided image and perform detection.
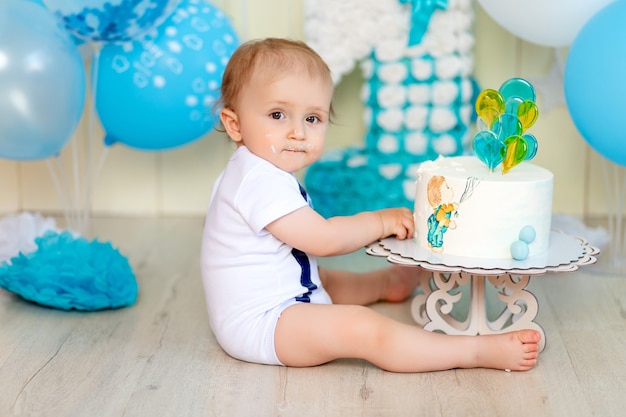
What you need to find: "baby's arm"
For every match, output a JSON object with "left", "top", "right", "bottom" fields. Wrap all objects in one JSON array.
[{"left": 265, "top": 206, "right": 414, "bottom": 257}]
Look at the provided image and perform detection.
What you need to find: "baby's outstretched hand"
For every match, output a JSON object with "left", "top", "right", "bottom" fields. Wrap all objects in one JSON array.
[{"left": 377, "top": 208, "right": 414, "bottom": 240}]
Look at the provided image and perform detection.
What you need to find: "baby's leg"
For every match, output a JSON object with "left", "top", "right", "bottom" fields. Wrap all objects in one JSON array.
[
  {"left": 319, "top": 266, "right": 428, "bottom": 305},
  {"left": 275, "top": 303, "right": 540, "bottom": 372}
]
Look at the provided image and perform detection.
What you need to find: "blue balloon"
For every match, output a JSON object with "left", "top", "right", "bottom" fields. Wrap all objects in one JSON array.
[
  {"left": 564, "top": 0, "right": 626, "bottom": 167},
  {"left": 43, "top": 0, "right": 180, "bottom": 43},
  {"left": 95, "top": 0, "right": 239, "bottom": 151},
  {"left": 0, "top": 0, "right": 86, "bottom": 161}
]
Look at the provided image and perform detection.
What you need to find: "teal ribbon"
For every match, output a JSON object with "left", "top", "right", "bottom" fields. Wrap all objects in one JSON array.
[{"left": 399, "top": 0, "right": 449, "bottom": 46}]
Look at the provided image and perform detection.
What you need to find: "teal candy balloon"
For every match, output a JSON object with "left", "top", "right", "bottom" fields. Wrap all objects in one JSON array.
[
  {"left": 564, "top": 0, "right": 626, "bottom": 167},
  {"left": 499, "top": 77, "right": 536, "bottom": 102},
  {"left": 492, "top": 113, "right": 522, "bottom": 141},
  {"left": 504, "top": 96, "right": 523, "bottom": 116},
  {"left": 0, "top": 0, "right": 86, "bottom": 160},
  {"left": 473, "top": 130, "right": 505, "bottom": 172},
  {"left": 95, "top": 0, "right": 239, "bottom": 151},
  {"left": 522, "top": 134, "right": 538, "bottom": 160}
]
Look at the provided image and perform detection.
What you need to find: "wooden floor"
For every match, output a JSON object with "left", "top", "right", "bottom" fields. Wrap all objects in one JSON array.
[{"left": 1, "top": 217, "right": 626, "bottom": 417}]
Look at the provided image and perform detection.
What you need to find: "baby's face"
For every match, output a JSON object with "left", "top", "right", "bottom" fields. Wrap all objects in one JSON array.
[{"left": 233, "top": 71, "right": 332, "bottom": 173}]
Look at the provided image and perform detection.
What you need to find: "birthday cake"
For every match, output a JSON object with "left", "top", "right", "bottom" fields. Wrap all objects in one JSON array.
[
  {"left": 413, "top": 78, "right": 554, "bottom": 260},
  {"left": 413, "top": 156, "right": 553, "bottom": 259}
]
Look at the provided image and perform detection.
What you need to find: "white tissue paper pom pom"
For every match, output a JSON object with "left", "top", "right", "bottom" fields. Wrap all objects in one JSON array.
[
  {"left": 460, "top": 104, "right": 473, "bottom": 125},
  {"left": 461, "top": 130, "right": 473, "bottom": 149},
  {"left": 430, "top": 107, "right": 458, "bottom": 132},
  {"left": 377, "top": 85, "right": 407, "bottom": 109},
  {"left": 424, "top": 32, "right": 457, "bottom": 57},
  {"left": 347, "top": 154, "right": 368, "bottom": 168},
  {"left": 429, "top": 11, "right": 456, "bottom": 34},
  {"left": 435, "top": 55, "right": 462, "bottom": 79},
  {"left": 360, "top": 59, "right": 374, "bottom": 79},
  {"left": 405, "top": 106, "right": 429, "bottom": 130},
  {"left": 432, "top": 81, "right": 459, "bottom": 106},
  {"left": 379, "top": 164, "right": 402, "bottom": 180},
  {"left": 405, "top": 163, "right": 421, "bottom": 177},
  {"left": 403, "top": 179, "right": 416, "bottom": 200},
  {"left": 378, "top": 62, "right": 408, "bottom": 84},
  {"left": 457, "top": 32, "right": 475, "bottom": 54},
  {"left": 377, "top": 134, "right": 400, "bottom": 154},
  {"left": 405, "top": 132, "right": 428, "bottom": 155},
  {"left": 407, "top": 84, "right": 431, "bottom": 104},
  {"left": 460, "top": 78, "right": 474, "bottom": 101},
  {"left": 374, "top": 39, "right": 408, "bottom": 62},
  {"left": 411, "top": 58, "right": 433, "bottom": 81},
  {"left": 0, "top": 213, "right": 60, "bottom": 264},
  {"left": 377, "top": 108, "right": 404, "bottom": 131},
  {"left": 433, "top": 134, "right": 458, "bottom": 155}
]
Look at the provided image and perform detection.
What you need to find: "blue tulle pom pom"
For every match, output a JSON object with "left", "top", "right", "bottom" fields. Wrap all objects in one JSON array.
[{"left": 0, "top": 231, "right": 137, "bottom": 311}]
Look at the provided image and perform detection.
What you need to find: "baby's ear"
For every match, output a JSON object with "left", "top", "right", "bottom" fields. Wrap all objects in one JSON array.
[{"left": 220, "top": 108, "right": 242, "bottom": 143}]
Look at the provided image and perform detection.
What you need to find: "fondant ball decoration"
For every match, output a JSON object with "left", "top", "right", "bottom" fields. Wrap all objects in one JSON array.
[
  {"left": 510, "top": 225, "right": 536, "bottom": 260},
  {"left": 95, "top": 0, "right": 239, "bottom": 151},
  {"left": 564, "top": 0, "right": 626, "bottom": 167},
  {"left": 510, "top": 240, "right": 529, "bottom": 261},
  {"left": 0, "top": 231, "right": 137, "bottom": 311},
  {"left": 472, "top": 78, "right": 539, "bottom": 173},
  {"left": 519, "top": 225, "right": 536, "bottom": 243},
  {"left": 43, "top": 0, "right": 181, "bottom": 43},
  {"left": 0, "top": 0, "right": 86, "bottom": 161}
]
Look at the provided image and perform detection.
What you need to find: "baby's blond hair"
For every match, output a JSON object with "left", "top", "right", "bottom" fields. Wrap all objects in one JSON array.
[{"left": 217, "top": 38, "right": 333, "bottom": 114}]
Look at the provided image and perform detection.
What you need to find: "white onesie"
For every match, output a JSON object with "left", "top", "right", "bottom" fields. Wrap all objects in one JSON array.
[{"left": 201, "top": 146, "right": 332, "bottom": 365}]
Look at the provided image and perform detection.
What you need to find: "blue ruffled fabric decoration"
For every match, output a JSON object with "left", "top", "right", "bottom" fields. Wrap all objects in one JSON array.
[{"left": 0, "top": 231, "right": 137, "bottom": 311}]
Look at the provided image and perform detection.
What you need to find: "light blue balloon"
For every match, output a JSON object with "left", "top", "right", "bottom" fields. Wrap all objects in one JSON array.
[
  {"left": 564, "top": 0, "right": 626, "bottom": 167},
  {"left": 95, "top": 0, "right": 239, "bottom": 151},
  {"left": 0, "top": 0, "right": 86, "bottom": 161},
  {"left": 43, "top": 0, "right": 180, "bottom": 43}
]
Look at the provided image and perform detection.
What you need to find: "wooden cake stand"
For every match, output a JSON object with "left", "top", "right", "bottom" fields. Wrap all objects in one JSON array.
[{"left": 366, "top": 230, "right": 600, "bottom": 351}]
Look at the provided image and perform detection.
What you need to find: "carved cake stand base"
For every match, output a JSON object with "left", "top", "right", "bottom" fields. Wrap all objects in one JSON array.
[
  {"left": 366, "top": 232, "right": 600, "bottom": 353},
  {"left": 410, "top": 272, "right": 545, "bottom": 351}
]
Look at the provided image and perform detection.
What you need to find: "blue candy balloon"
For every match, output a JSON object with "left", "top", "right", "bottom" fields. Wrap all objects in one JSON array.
[
  {"left": 0, "top": 0, "right": 86, "bottom": 161},
  {"left": 564, "top": 0, "right": 626, "bottom": 167},
  {"left": 94, "top": 0, "right": 238, "bottom": 151},
  {"left": 43, "top": 0, "right": 180, "bottom": 43}
]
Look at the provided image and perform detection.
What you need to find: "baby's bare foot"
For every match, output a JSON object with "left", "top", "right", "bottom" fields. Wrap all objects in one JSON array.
[
  {"left": 381, "top": 266, "right": 429, "bottom": 302},
  {"left": 475, "top": 330, "right": 541, "bottom": 371}
]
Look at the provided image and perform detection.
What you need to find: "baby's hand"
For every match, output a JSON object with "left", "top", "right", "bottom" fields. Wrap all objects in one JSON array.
[{"left": 377, "top": 208, "right": 414, "bottom": 240}]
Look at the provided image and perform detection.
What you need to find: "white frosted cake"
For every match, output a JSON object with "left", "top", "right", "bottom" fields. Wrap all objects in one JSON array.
[{"left": 414, "top": 156, "right": 554, "bottom": 259}]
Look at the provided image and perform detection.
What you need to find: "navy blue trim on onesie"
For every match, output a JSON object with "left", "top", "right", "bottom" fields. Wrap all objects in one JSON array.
[{"left": 292, "top": 182, "right": 317, "bottom": 303}]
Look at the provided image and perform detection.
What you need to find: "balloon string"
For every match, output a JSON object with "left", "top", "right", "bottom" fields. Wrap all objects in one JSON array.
[
  {"left": 82, "top": 44, "right": 102, "bottom": 238},
  {"left": 602, "top": 160, "right": 626, "bottom": 267},
  {"left": 46, "top": 157, "right": 72, "bottom": 231},
  {"left": 71, "top": 130, "right": 81, "bottom": 230}
]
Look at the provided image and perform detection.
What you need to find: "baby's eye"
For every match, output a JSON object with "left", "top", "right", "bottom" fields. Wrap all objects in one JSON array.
[
  {"left": 270, "top": 112, "right": 284, "bottom": 120},
  {"left": 306, "top": 115, "right": 321, "bottom": 124}
]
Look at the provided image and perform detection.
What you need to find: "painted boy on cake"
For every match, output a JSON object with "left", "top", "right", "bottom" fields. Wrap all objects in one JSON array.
[{"left": 426, "top": 175, "right": 458, "bottom": 252}]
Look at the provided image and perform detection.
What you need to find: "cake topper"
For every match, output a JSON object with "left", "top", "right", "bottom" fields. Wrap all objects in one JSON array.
[{"left": 472, "top": 78, "right": 539, "bottom": 173}]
